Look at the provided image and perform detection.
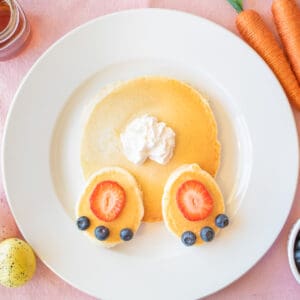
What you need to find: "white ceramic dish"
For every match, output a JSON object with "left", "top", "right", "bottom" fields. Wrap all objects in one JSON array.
[
  {"left": 288, "top": 219, "right": 300, "bottom": 284},
  {"left": 2, "top": 9, "right": 299, "bottom": 300}
]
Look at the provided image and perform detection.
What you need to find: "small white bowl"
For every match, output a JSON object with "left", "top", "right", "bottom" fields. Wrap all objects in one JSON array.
[{"left": 288, "top": 219, "right": 300, "bottom": 284}]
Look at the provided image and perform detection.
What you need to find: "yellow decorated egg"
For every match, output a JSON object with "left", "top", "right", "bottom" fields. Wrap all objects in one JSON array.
[{"left": 0, "top": 238, "right": 36, "bottom": 287}]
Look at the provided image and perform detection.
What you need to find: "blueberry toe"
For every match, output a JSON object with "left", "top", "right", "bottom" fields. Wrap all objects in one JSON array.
[
  {"left": 181, "top": 231, "right": 196, "bottom": 246},
  {"left": 215, "top": 214, "right": 229, "bottom": 228},
  {"left": 76, "top": 216, "right": 90, "bottom": 230},
  {"left": 200, "top": 226, "right": 215, "bottom": 242},
  {"left": 95, "top": 226, "right": 110, "bottom": 240},
  {"left": 120, "top": 228, "right": 134, "bottom": 241}
]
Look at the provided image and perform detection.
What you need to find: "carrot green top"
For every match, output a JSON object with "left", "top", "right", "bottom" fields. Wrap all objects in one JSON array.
[{"left": 227, "top": 0, "right": 244, "bottom": 13}]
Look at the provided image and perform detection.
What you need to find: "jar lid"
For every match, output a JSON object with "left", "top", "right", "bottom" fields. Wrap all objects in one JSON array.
[{"left": 0, "top": 0, "right": 30, "bottom": 60}]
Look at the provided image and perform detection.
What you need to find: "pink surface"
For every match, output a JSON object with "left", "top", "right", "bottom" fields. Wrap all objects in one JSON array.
[{"left": 1, "top": 0, "right": 300, "bottom": 299}]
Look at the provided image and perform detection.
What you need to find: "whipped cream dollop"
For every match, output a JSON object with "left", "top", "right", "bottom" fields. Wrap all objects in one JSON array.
[{"left": 120, "top": 114, "right": 176, "bottom": 165}]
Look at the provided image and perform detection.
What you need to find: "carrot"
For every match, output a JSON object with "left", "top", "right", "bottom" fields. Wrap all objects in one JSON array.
[
  {"left": 272, "top": 0, "right": 300, "bottom": 83},
  {"left": 227, "top": 0, "right": 300, "bottom": 109}
]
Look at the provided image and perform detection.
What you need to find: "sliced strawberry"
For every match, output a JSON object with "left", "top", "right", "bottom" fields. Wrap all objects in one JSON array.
[
  {"left": 176, "top": 180, "right": 213, "bottom": 221},
  {"left": 90, "top": 181, "right": 126, "bottom": 222}
]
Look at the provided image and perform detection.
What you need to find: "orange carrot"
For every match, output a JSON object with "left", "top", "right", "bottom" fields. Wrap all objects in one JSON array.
[
  {"left": 272, "top": 0, "right": 300, "bottom": 83},
  {"left": 227, "top": 0, "right": 300, "bottom": 109}
]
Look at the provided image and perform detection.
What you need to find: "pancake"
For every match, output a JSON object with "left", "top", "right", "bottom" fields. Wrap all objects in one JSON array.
[
  {"left": 162, "top": 164, "right": 225, "bottom": 246},
  {"left": 76, "top": 167, "right": 144, "bottom": 247},
  {"left": 81, "top": 77, "right": 220, "bottom": 222}
]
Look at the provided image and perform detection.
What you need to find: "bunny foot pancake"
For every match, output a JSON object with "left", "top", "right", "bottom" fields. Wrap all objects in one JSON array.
[
  {"left": 81, "top": 77, "right": 220, "bottom": 222},
  {"left": 76, "top": 167, "right": 144, "bottom": 247},
  {"left": 162, "top": 164, "right": 229, "bottom": 246}
]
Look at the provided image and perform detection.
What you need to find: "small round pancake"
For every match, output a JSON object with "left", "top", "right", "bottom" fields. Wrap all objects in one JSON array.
[
  {"left": 76, "top": 167, "right": 144, "bottom": 247},
  {"left": 81, "top": 77, "right": 220, "bottom": 222},
  {"left": 162, "top": 164, "right": 225, "bottom": 246}
]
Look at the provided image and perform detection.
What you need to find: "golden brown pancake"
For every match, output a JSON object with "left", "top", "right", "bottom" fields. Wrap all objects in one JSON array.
[
  {"left": 162, "top": 164, "right": 225, "bottom": 246},
  {"left": 81, "top": 77, "right": 220, "bottom": 222},
  {"left": 76, "top": 167, "right": 144, "bottom": 247}
]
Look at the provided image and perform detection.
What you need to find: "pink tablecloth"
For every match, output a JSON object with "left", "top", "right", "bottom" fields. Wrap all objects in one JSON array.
[{"left": 1, "top": 0, "right": 300, "bottom": 299}]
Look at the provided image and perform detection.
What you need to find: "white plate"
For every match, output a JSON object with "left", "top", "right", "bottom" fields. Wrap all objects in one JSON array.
[{"left": 2, "top": 9, "right": 299, "bottom": 300}]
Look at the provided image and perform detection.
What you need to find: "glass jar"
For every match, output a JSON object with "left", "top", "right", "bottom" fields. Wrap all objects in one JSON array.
[{"left": 0, "top": 0, "right": 30, "bottom": 60}]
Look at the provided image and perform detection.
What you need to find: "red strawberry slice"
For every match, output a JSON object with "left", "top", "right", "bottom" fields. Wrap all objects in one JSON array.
[
  {"left": 176, "top": 180, "right": 213, "bottom": 221},
  {"left": 90, "top": 181, "right": 126, "bottom": 222}
]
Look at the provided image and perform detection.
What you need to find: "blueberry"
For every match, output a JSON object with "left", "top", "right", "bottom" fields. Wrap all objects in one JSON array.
[
  {"left": 215, "top": 214, "right": 229, "bottom": 228},
  {"left": 76, "top": 216, "right": 90, "bottom": 230},
  {"left": 95, "top": 226, "right": 109, "bottom": 240},
  {"left": 120, "top": 228, "right": 134, "bottom": 241},
  {"left": 295, "top": 239, "right": 300, "bottom": 251},
  {"left": 181, "top": 231, "right": 196, "bottom": 246},
  {"left": 200, "top": 226, "right": 215, "bottom": 242},
  {"left": 296, "top": 260, "right": 300, "bottom": 272},
  {"left": 294, "top": 249, "right": 300, "bottom": 261}
]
